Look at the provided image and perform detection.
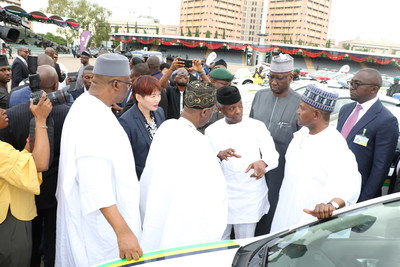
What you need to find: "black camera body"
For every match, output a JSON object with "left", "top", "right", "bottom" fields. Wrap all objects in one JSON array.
[
  {"left": 181, "top": 59, "right": 193, "bottom": 68},
  {"left": 28, "top": 56, "right": 74, "bottom": 106}
]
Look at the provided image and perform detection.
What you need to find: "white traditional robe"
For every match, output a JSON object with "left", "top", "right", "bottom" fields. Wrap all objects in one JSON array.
[
  {"left": 140, "top": 117, "right": 228, "bottom": 252},
  {"left": 55, "top": 93, "right": 141, "bottom": 267},
  {"left": 271, "top": 126, "right": 361, "bottom": 233},
  {"left": 205, "top": 117, "right": 279, "bottom": 224}
]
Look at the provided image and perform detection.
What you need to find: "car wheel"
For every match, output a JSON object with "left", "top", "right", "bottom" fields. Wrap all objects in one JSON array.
[{"left": 243, "top": 80, "right": 253, "bottom": 85}]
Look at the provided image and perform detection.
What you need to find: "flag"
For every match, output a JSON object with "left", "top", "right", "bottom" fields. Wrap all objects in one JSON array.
[{"left": 80, "top": 30, "right": 92, "bottom": 54}]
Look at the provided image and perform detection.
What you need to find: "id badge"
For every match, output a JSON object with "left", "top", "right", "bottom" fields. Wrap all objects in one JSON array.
[{"left": 354, "top": 134, "right": 369, "bottom": 147}]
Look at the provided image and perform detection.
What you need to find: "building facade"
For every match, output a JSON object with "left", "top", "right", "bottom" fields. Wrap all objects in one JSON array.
[
  {"left": 265, "top": 0, "right": 332, "bottom": 47},
  {"left": 179, "top": 0, "right": 243, "bottom": 40}
]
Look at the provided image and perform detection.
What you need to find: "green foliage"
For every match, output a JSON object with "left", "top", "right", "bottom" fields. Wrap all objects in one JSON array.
[
  {"left": 38, "top": 32, "right": 67, "bottom": 45},
  {"left": 187, "top": 27, "right": 192, "bottom": 37},
  {"left": 126, "top": 22, "right": 129, "bottom": 33},
  {"left": 222, "top": 29, "right": 226, "bottom": 39},
  {"left": 214, "top": 30, "right": 218, "bottom": 39},
  {"left": 144, "top": 29, "right": 147, "bottom": 34},
  {"left": 156, "top": 27, "right": 159, "bottom": 35},
  {"left": 325, "top": 39, "right": 331, "bottom": 48},
  {"left": 135, "top": 22, "right": 138, "bottom": 33},
  {"left": 195, "top": 28, "right": 200, "bottom": 37},
  {"left": 343, "top": 43, "right": 351, "bottom": 50},
  {"left": 205, "top": 30, "right": 211, "bottom": 38},
  {"left": 180, "top": 28, "right": 184, "bottom": 36},
  {"left": 46, "top": 0, "right": 111, "bottom": 47}
]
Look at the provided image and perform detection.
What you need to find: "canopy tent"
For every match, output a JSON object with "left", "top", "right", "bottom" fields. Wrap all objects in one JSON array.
[{"left": 0, "top": 5, "right": 80, "bottom": 29}]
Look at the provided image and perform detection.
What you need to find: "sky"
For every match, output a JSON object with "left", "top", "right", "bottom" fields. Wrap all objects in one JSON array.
[{"left": 19, "top": 0, "right": 400, "bottom": 45}]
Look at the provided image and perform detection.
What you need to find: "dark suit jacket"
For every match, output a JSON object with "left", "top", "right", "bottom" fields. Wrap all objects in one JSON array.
[
  {"left": 55, "top": 62, "right": 66, "bottom": 83},
  {"left": 11, "top": 57, "right": 29, "bottom": 88},
  {"left": 337, "top": 100, "right": 399, "bottom": 202},
  {"left": 0, "top": 102, "right": 70, "bottom": 209},
  {"left": 69, "top": 87, "right": 84, "bottom": 100},
  {"left": 118, "top": 104, "right": 165, "bottom": 179}
]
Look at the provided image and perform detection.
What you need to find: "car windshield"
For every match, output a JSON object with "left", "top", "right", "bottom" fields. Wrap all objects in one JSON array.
[{"left": 247, "top": 199, "right": 400, "bottom": 267}]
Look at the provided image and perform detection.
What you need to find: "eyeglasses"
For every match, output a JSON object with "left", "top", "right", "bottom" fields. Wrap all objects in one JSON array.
[
  {"left": 347, "top": 80, "right": 378, "bottom": 89},
  {"left": 267, "top": 74, "right": 291, "bottom": 81},
  {"left": 108, "top": 79, "right": 132, "bottom": 87},
  {"left": 175, "top": 72, "right": 189, "bottom": 77}
]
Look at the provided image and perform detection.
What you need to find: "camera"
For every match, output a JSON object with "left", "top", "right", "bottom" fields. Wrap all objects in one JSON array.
[
  {"left": 181, "top": 59, "right": 193, "bottom": 68},
  {"left": 31, "top": 87, "right": 74, "bottom": 106}
]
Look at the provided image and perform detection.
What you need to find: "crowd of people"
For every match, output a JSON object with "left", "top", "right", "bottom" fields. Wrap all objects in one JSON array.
[{"left": 0, "top": 46, "right": 399, "bottom": 267}]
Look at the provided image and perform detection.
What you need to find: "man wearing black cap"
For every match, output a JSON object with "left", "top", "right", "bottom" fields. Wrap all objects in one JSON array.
[
  {"left": 205, "top": 85, "right": 278, "bottom": 239},
  {"left": 140, "top": 81, "right": 227, "bottom": 252},
  {"left": 56, "top": 54, "right": 142, "bottom": 266},
  {"left": 0, "top": 55, "right": 11, "bottom": 109},
  {"left": 75, "top": 50, "right": 92, "bottom": 89},
  {"left": 271, "top": 84, "right": 361, "bottom": 232}
]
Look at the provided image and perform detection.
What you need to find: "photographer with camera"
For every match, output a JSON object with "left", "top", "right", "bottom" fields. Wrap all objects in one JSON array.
[
  {"left": 0, "top": 93, "right": 52, "bottom": 266},
  {"left": 159, "top": 57, "right": 209, "bottom": 119},
  {"left": 0, "top": 65, "right": 70, "bottom": 266}
]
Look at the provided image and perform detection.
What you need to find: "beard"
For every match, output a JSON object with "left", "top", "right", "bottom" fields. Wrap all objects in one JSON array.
[{"left": 176, "top": 81, "right": 188, "bottom": 87}]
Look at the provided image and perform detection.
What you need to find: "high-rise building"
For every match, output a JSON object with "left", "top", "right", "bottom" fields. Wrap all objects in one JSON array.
[
  {"left": 241, "top": 0, "right": 266, "bottom": 43},
  {"left": 266, "top": 0, "right": 332, "bottom": 47},
  {"left": 179, "top": 0, "right": 243, "bottom": 40}
]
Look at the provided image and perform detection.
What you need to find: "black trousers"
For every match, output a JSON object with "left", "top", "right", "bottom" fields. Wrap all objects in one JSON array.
[
  {"left": 0, "top": 210, "right": 32, "bottom": 267},
  {"left": 30, "top": 207, "right": 56, "bottom": 267}
]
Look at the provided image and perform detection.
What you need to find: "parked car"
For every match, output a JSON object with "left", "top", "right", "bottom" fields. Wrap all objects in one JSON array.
[{"left": 97, "top": 193, "right": 400, "bottom": 267}]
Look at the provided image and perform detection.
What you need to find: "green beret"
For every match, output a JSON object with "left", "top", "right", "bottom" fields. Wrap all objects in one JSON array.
[
  {"left": 395, "top": 76, "right": 400, "bottom": 81},
  {"left": 210, "top": 68, "right": 234, "bottom": 82}
]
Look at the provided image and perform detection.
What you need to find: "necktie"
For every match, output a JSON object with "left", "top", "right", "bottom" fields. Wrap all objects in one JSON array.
[{"left": 341, "top": 104, "right": 363, "bottom": 139}]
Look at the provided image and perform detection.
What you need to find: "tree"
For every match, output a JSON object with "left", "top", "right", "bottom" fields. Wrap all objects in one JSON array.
[
  {"left": 214, "top": 30, "right": 218, "bottom": 39},
  {"left": 38, "top": 32, "right": 67, "bottom": 45},
  {"left": 143, "top": 29, "right": 147, "bottom": 34},
  {"left": 126, "top": 22, "right": 129, "bottom": 33},
  {"left": 113, "top": 26, "right": 120, "bottom": 46},
  {"left": 180, "top": 28, "right": 184, "bottom": 36},
  {"left": 156, "top": 26, "right": 159, "bottom": 35},
  {"left": 325, "top": 39, "right": 331, "bottom": 48},
  {"left": 222, "top": 29, "right": 226, "bottom": 39},
  {"left": 46, "top": 0, "right": 111, "bottom": 47},
  {"left": 135, "top": 22, "right": 138, "bottom": 33},
  {"left": 195, "top": 28, "right": 200, "bottom": 37},
  {"left": 187, "top": 27, "right": 192, "bottom": 37},
  {"left": 205, "top": 30, "right": 211, "bottom": 38}
]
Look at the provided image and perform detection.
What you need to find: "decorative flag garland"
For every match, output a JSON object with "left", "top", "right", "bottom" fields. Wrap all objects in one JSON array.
[{"left": 113, "top": 35, "right": 400, "bottom": 65}]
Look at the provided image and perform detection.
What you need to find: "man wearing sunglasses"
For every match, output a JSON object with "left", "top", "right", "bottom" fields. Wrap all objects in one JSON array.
[
  {"left": 337, "top": 68, "right": 399, "bottom": 202},
  {"left": 337, "top": 68, "right": 398, "bottom": 203},
  {"left": 249, "top": 53, "right": 301, "bottom": 236}
]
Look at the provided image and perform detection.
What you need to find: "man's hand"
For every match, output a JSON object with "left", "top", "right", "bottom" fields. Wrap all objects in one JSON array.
[
  {"left": 245, "top": 160, "right": 267, "bottom": 179},
  {"left": 30, "top": 92, "right": 52, "bottom": 122},
  {"left": 171, "top": 57, "right": 185, "bottom": 71},
  {"left": 217, "top": 148, "right": 241, "bottom": 161},
  {"left": 117, "top": 229, "right": 143, "bottom": 261},
  {"left": 303, "top": 203, "right": 336, "bottom": 219},
  {"left": 192, "top": 59, "right": 203, "bottom": 73},
  {"left": 111, "top": 103, "right": 123, "bottom": 115}
]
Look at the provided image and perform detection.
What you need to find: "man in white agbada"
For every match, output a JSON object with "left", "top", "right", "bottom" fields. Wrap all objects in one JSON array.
[
  {"left": 56, "top": 54, "right": 143, "bottom": 266},
  {"left": 140, "top": 81, "right": 228, "bottom": 252},
  {"left": 205, "top": 85, "right": 279, "bottom": 239},
  {"left": 271, "top": 84, "right": 361, "bottom": 233}
]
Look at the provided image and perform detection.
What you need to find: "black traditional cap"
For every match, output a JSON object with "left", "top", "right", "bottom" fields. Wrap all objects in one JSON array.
[
  {"left": 210, "top": 68, "right": 234, "bottom": 82},
  {"left": 184, "top": 81, "right": 216, "bottom": 109},
  {"left": 214, "top": 59, "right": 227, "bottom": 68},
  {"left": 81, "top": 51, "right": 90, "bottom": 57},
  {"left": 0, "top": 55, "right": 9, "bottom": 67},
  {"left": 217, "top": 85, "right": 241, "bottom": 105}
]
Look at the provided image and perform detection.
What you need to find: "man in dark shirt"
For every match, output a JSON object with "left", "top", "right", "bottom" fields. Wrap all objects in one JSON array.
[{"left": 0, "top": 55, "right": 11, "bottom": 109}]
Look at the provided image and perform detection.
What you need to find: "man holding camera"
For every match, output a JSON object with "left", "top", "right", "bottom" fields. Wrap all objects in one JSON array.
[
  {"left": 0, "top": 65, "right": 70, "bottom": 266},
  {"left": 159, "top": 57, "right": 209, "bottom": 119}
]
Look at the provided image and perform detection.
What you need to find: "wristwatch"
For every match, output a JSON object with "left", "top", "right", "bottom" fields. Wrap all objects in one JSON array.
[{"left": 328, "top": 201, "right": 340, "bottom": 209}]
